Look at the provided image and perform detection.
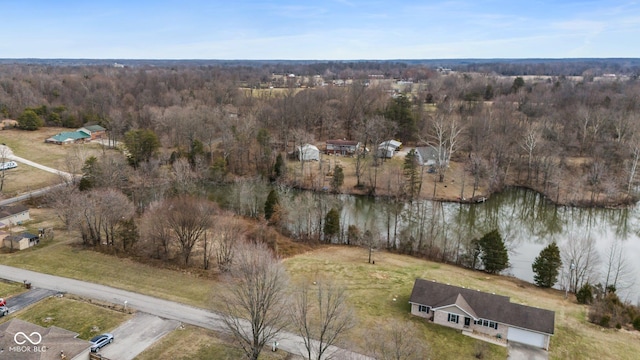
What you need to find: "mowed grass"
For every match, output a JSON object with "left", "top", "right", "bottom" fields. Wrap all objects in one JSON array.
[
  {"left": 136, "top": 325, "right": 290, "bottom": 360},
  {"left": 3, "top": 296, "right": 130, "bottom": 340}
]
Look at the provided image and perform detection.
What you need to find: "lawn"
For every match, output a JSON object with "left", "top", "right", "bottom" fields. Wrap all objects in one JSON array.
[
  {"left": 1, "top": 295, "right": 130, "bottom": 340},
  {"left": 0, "top": 279, "right": 27, "bottom": 299},
  {"left": 136, "top": 325, "right": 290, "bottom": 360}
]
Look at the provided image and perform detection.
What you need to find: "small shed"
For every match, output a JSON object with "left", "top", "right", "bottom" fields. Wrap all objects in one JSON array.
[
  {"left": 378, "top": 140, "right": 402, "bottom": 158},
  {"left": 3, "top": 232, "right": 39, "bottom": 250},
  {"left": 297, "top": 144, "right": 320, "bottom": 161}
]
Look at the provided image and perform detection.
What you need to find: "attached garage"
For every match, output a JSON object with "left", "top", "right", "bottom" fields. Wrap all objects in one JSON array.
[{"left": 508, "top": 326, "right": 548, "bottom": 348}]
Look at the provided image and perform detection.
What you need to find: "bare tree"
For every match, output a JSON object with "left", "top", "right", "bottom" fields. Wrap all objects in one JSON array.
[
  {"left": 425, "top": 112, "right": 463, "bottom": 182},
  {"left": 368, "top": 319, "right": 428, "bottom": 360},
  {"left": 218, "top": 241, "right": 289, "bottom": 360},
  {"left": 291, "top": 279, "right": 355, "bottom": 360},
  {"left": 520, "top": 124, "right": 541, "bottom": 181},
  {"left": 139, "top": 201, "right": 173, "bottom": 259},
  {"left": 602, "top": 238, "right": 635, "bottom": 296},
  {"left": 165, "top": 196, "right": 215, "bottom": 266},
  {"left": 214, "top": 216, "right": 243, "bottom": 272},
  {"left": 562, "top": 236, "right": 601, "bottom": 293}
]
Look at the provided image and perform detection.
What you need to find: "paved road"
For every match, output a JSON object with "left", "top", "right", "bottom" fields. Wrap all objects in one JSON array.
[
  {"left": 0, "top": 265, "right": 371, "bottom": 360},
  {"left": 99, "top": 312, "right": 180, "bottom": 360}
]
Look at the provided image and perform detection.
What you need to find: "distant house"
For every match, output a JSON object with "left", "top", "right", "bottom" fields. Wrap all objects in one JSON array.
[
  {"left": 0, "top": 319, "right": 92, "bottom": 360},
  {"left": 297, "top": 144, "right": 320, "bottom": 161},
  {"left": 45, "top": 131, "right": 90, "bottom": 145},
  {"left": 3, "top": 232, "right": 40, "bottom": 250},
  {"left": 326, "top": 139, "right": 360, "bottom": 156},
  {"left": 0, "top": 204, "right": 30, "bottom": 227},
  {"left": 409, "top": 279, "right": 555, "bottom": 350},
  {"left": 377, "top": 140, "right": 402, "bottom": 158},
  {"left": 78, "top": 124, "right": 107, "bottom": 140},
  {"left": 414, "top": 146, "right": 447, "bottom": 166}
]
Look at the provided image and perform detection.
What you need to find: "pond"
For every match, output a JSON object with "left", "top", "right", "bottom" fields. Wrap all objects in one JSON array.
[{"left": 213, "top": 183, "right": 640, "bottom": 303}]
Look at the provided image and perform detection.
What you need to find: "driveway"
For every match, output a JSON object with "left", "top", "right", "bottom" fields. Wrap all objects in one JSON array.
[
  {"left": 0, "top": 265, "right": 372, "bottom": 360},
  {"left": 5, "top": 287, "right": 58, "bottom": 313},
  {"left": 98, "top": 312, "right": 179, "bottom": 360},
  {"left": 508, "top": 342, "right": 549, "bottom": 360}
]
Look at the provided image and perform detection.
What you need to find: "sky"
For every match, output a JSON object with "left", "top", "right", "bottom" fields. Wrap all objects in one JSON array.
[{"left": 1, "top": 0, "right": 639, "bottom": 60}]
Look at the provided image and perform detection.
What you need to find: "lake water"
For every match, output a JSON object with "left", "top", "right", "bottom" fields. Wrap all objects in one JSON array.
[{"left": 214, "top": 184, "right": 640, "bottom": 303}]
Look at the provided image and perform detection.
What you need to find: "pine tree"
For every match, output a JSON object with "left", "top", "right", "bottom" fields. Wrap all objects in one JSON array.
[
  {"left": 331, "top": 165, "right": 344, "bottom": 193},
  {"left": 403, "top": 149, "right": 421, "bottom": 200},
  {"left": 264, "top": 189, "right": 279, "bottom": 222},
  {"left": 273, "top": 153, "right": 285, "bottom": 180},
  {"left": 532, "top": 242, "right": 562, "bottom": 288},
  {"left": 478, "top": 229, "right": 509, "bottom": 274},
  {"left": 324, "top": 208, "right": 340, "bottom": 243}
]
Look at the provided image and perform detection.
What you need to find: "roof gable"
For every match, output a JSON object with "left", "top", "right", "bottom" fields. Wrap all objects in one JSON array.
[
  {"left": 410, "top": 278, "right": 555, "bottom": 334},
  {"left": 49, "top": 131, "right": 90, "bottom": 142}
]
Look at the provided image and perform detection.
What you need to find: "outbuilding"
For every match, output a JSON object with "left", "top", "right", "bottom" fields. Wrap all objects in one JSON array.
[{"left": 297, "top": 144, "right": 320, "bottom": 161}]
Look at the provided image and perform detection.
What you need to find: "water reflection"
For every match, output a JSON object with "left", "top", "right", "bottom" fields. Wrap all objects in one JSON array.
[{"left": 211, "top": 184, "right": 640, "bottom": 302}]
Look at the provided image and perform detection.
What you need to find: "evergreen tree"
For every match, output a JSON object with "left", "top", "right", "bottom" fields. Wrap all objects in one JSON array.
[
  {"left": 324, "top": 207, "right": 340, "bottom": 243},
  {"left": 17, "top": 109, "right": 44, "bottom": 130},
  {"left": 532, "top": 242, "right": 562, "bottom": 288},
  {"left": 124, "top": 129, "right": 160, "bottom": 168},
  {"left": 384, "top": 93, "right": 416, "bottom": 142},
  {"left": 478, "top": 229, "right": 509, "bottom": 274},
  {"left": 331, "top": 165, "right": 344, "bottom": 193},
  {"left": 403, "top": 149, "right": 421, "bottom": 200},
  {"left": 273, "top": 153, "right": 285, "bottom": 180},
  {"left": 79, "top": 156, "right": 99, "bottom": 191},
  {"left": 264, "top": 189, "right": 279, "bottom": 222}
]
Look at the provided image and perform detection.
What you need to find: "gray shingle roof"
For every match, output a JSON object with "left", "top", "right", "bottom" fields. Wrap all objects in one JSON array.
[{"left": 409, "top": 278, "right": 555, "bottom": 334}]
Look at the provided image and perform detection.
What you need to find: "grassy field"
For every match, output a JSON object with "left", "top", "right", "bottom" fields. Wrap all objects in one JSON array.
[
  {"left": 136, "top": 325, "right": 290, "bottom": 360},
  {"left": 0, "top": 295, "right": 130, "bottom": 340},
  {"left": 0, "top": 127, "right": 108, "bottom": 197}
]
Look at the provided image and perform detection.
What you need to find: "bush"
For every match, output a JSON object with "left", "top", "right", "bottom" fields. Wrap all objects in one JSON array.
[
  {"left": 576, "top": 283, "right": 594, "bottom": 304},
  {"left": 599, "top": 315, "right": 610, "bottom": 327},
  {"left": 633, "top": 317, "right": 640, "bottom": 331}
]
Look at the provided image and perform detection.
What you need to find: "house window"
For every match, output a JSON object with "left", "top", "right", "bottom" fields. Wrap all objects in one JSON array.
[
  {"left": 418, "top": 305, "right": 430, "bottom": 313},
  {"left": 447, "top": 313, "right": 459, "bottom": 324}
]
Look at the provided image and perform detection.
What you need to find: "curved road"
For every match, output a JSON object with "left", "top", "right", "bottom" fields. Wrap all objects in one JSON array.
[{"left": 0, "top": 265, "right": 371, "bottom": 360}]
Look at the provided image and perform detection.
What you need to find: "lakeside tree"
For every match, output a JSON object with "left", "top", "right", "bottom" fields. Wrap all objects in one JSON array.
[
  {"left": 331, "top": 165, "right": 344, "bottom": 193},
  {"left": 219, "top": 241, "right": 289, "bottom": 360},
  {"left": 403, "top": 149, "right": 421, "bottom": 201},
  {"left": 264, "top": 189, "right": 279, "bottom": 222},
  {"left": 323, "top": 207, "right": 340, "bottom": 243},
  {"left": 477, "top": 229, "right": 509, "bottom": 274},
  {"left": 291, "top": 279, "right": 355, "bottom": 360},
  {"left": 532, "top": 242, "right": 562, "bottom": 288}
]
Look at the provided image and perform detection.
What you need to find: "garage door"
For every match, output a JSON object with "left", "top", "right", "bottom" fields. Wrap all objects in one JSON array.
[{"left": 507, "top": 327, "right": 547, "bottom": 348}]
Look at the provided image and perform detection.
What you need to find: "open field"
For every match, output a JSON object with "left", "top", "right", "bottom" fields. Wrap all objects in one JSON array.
[{"left": 0, "top": 128, "right": 109, "bottom": 197}]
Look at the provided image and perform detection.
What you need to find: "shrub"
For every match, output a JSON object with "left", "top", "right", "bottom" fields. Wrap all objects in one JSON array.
[
  {"left": 633, "top": 317, "right": 640, "bottom": 331},
  {"left": 576, "top": 283, "right": 593, "bottom": 304}
]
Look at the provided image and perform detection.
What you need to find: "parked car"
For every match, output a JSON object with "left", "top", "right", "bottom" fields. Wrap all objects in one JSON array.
[
  {"left": 0, "top": 306, "right": 8, "bottom": 316},
  {"left": 90, "top": 333, "right": 114, "bottom": 352},
  {"left": 0, "top": 298, "right": 5, "bottom": 307}
]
